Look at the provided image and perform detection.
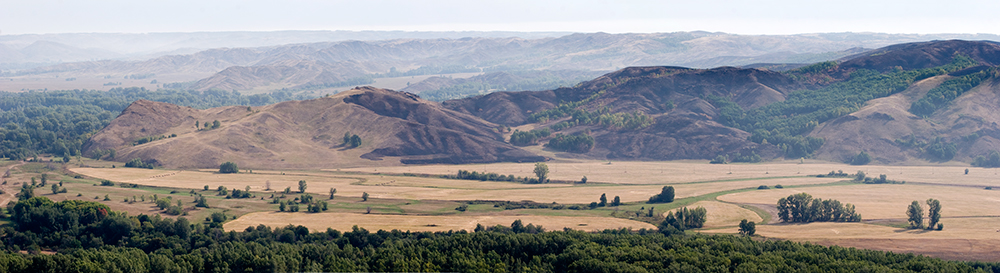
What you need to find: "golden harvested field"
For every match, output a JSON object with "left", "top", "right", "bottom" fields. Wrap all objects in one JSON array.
[
  {"left": 67, "top": 159, "right": 1000, "bottom": 261},
  {"left": 341, "top": 160, "right": 1000, "bottom": 187},
  {"left": 717, "top": 184, "right": 1000, "bottom": 219},
  {"left": 667, "top": 201, "right": 762, "bottom": 228},
  {"left": 703, "top": 219, "right": 1000, "bottom": 261},
  {"left": 338, "top": 160, "right": 859, "bottom": 184},
  {"left": 71, "top": 167, "right": 839, "bottom": 204},
  {"left": 754, "top": 218, "right": 1000, "bottom": 240},
  {"left": 224, "top": 212, "right": 656, "bottom": 233}
]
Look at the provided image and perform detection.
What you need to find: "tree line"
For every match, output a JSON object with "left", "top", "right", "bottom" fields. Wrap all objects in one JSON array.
[
  {"left": 0, "top": 195, "right": 991, "bottom": 272},
  {"left": 509, "top": 128, "right": 550, "bottom": 146},
  {"left": 777, "top": 193, "right": 862, "bottom": 223}
]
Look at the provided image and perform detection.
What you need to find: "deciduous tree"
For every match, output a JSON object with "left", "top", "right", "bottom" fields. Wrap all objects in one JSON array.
[{"left": 907, "top": 200, "right": 924, "bottom": 229}]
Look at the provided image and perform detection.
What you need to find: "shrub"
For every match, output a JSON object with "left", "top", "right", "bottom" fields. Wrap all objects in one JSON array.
[{"left": 219, "top": 162, "right": 239, "bottom": 173}]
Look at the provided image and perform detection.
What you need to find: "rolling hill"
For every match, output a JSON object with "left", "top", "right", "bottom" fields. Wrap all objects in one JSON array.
[
  {"left": 446, "top": 40, "right": 1000, "bottom": 165},
  {"left": 84, "top": 40, "right": 1000, "bottom": 167},
  {"left": 15, "top": 32, "right": 999, "bottom": 94},
  {"left": 83, "top": 87, "right": 543, "bottom": 169}
]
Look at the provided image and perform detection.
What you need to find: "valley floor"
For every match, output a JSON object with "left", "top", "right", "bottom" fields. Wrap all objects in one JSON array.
[{"left": 8, "top": 158, "right": 999, "bottom": 261}]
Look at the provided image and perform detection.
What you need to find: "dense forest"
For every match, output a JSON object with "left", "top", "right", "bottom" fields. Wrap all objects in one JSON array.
[
  {"left": 0, "top": 87, "right": 310, "bottom": 160},
  {"left": 0, "top": 195, "right": 995, "bottom": 272}
]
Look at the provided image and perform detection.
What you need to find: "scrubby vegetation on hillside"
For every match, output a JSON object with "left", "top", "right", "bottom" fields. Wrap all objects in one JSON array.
[
  {"left": 0, "top": 87, "right": 308, "bottom": 161},
  {"left": 710, "top": 55, "right": 978, "bottom": 158},
  {"left": 910, "top": 67, "right": 996, "bottom": 117},
  {"left": 545, "top": 133, "right": 595, "bottom": 153}
]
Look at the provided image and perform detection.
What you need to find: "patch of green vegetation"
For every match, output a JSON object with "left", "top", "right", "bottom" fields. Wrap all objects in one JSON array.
[
  {"left": 737, "top": 204, "right": 772, "bottom": 224},
  {"left": 711, "top": 55, "right": 979, "bottom": 158},
  {"left": 462, "top": 203, "right": 505, "bottom": 213},
  {"left": 910, "top": 67, "right": 995, "bottom": 117},
  {"left": 325, "top": 201, "right": 405, "bottom": 214}
]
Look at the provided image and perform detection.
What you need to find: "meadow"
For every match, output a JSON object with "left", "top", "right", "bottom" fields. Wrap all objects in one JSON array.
[{"left": 8, "top": 158, "right": 1000, "bottom": 261}]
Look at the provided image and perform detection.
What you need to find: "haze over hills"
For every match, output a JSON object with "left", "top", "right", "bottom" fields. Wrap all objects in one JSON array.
[
  {"left": 6, "top": 31, "right": 1000, "bottom": 98},
  {"left": 0, "top": 30, "right": 572, "bottom": 70},
  {"left": 82, "top": 39, "right": 1000, "bottom": 168}
]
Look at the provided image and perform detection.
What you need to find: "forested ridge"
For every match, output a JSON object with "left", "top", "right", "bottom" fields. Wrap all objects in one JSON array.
[
  {"left": 710, "top": 55, "right": 980, "bottom": 158},
  {"left": 0, "top": 87, "right": 310, "bottom": 160},
  {"left": 0, "top": 196, "right": 995, "bottom": 272}
]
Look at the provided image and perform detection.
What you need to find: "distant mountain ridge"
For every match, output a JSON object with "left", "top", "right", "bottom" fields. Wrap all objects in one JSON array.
[{"left": 9, "top": 32, "right": 1000, "bottom": 95}]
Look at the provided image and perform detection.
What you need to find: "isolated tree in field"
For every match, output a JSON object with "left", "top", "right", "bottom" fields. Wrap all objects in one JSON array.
[
  {"left": 329, "top": 188, "right": 337, "bottom": 199},
  {"left": 599, "top": 193, "right": 607, "bottom": 207},
  {"left": 298, "top": 180, "right": 307, "bottom": 193},
  {"left": 212, "top": 120, "right": 221, "bottom": 129},
  {"left": 40, "top": 174, "right": 47, "bottom": 186},
  {"left": 279, "top": 201, "right": 287, "bottom": 212},
  {"left": 926, "top": 198, "right": 941, "bottom": 230},
  {"left": 195, "top": 121, "right": 199, "bottom": 129},
  {"left": 534, "top": 163, "right": 549, "bottom": 183},
  {"left": 738, "top": 219, "right": 756, "bottom": 236},
  {"left": 51, "top": 184, "right": 59, "bottom": 194},
  {"left": 907, "top": 200, "right": 924, "bottom": 229},
  {"left": 219, "top": 162, "right": 239, "bottom": 173},
  {"left": 648, "top": 186, "right": 675, "bottom": 203},
  {"left": 343, "top": 132, "right": 352, "bottom": 144},
  {"left": 196, "top": 196, "right": 209, "bottom": 208},
  {"left": 612, "top": 196, "right": 621, "bottom": 206},
  {"left": 362, "top": 192, "right": 369, "bottom": 201}
]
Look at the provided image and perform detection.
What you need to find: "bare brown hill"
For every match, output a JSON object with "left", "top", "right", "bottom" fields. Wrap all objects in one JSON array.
[
  {"left": 444, "top": 66, "right": 796, "bottom": 161},
  {"left": 400, "top": 70, "right": 604, "bottom": 101},
  {"left": 446, "top": 66, "right": 800, "bottom": 126},
  {"left": 189, "top": 59, "right": 375, "bottom": 91},
  {"left": 83, "top": 87, "right": 543, "bottom": 169},
  {"left": 837, "top": 40, "right": 1000, "bottom": 73}
]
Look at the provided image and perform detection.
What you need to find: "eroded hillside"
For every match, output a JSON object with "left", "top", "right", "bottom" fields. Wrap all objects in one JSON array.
[{"left": 84, "top": 87, "right": 543, "bottom": 169}]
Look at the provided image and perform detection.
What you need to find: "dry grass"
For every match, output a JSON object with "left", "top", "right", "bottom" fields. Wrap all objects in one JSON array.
[
  {"left": 338, "top": 160, "right": 864, "bottom": 184},
  {"left": 667, "top": 201, "right": 762, "bottom": 228},
  {"left": 703, "top": 218, "right": 1000, "bottom": 261},
  {"left": 224, "top": 212, "right": 655, "bottom": 233},
  {"left": 717, "top": 184, "right": 1000, "bottom": 220},
  {"left": 70, "top": 167, "right": 840, "bottom": 204},
  {"left": 46, "top": 160, "right": 1000, "bottom": 261}
]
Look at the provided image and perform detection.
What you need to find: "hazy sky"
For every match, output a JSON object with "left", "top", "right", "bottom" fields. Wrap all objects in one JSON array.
[{"left": 2, "top": 0, "right": 998, "bottom": 35}]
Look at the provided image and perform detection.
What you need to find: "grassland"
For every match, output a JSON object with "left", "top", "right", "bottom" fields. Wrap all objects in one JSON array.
[
  {"left": 8, "top": 157, "right": 1000, "bottom": 261},
  {"left": 225, "top": 212, "right": 656, "bottom": 233}
]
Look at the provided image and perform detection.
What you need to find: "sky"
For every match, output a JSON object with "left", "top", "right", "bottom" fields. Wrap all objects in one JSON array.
[{"left": 1, "top": 0, "right": 999, "bottom": 35}]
